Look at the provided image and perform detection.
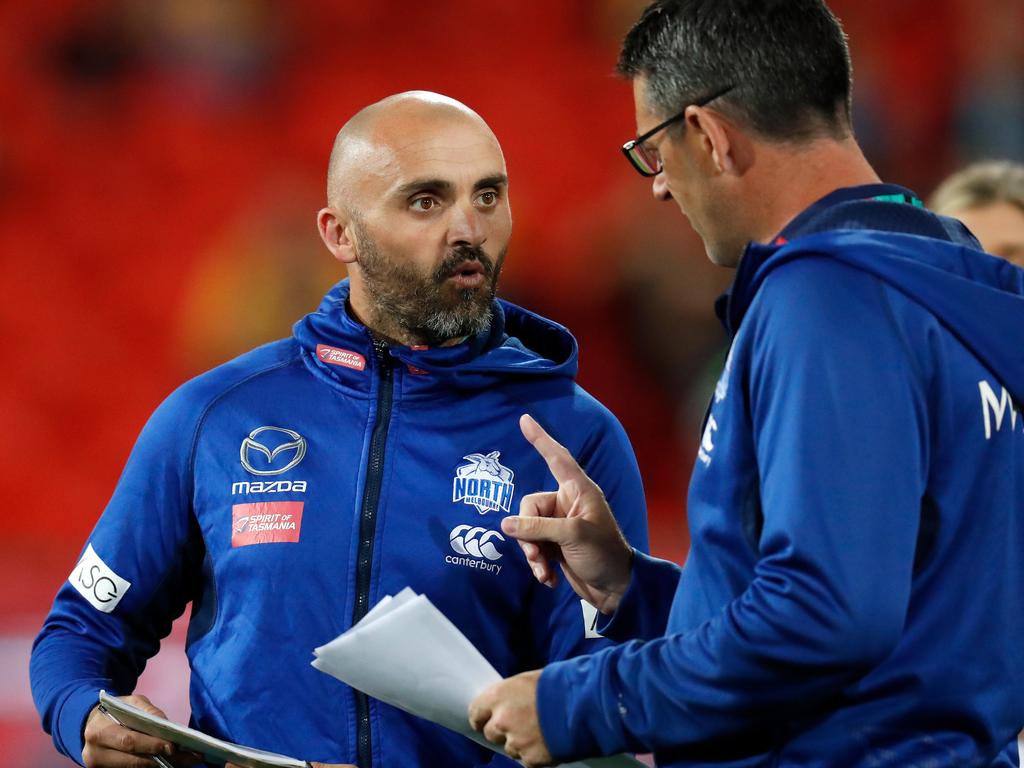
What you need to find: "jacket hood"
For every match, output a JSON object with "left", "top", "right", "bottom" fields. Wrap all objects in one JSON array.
[
  {"left": 727, "top": 190, "right": 1024, "bottom": 402},
  {"left": 293, "top": 279, "right": 578, "bottom": 391}
]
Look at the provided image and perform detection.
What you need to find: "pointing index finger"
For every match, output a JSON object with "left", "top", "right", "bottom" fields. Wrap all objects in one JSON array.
[{"left": 519, "top": 414, "right": 586, "bottom": 486}]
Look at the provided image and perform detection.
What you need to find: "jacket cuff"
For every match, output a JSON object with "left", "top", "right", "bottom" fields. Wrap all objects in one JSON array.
[
  {"left": 597, "top": 550, "right": 681, "bottom": 642},
  {"left": 54, "top": 686, "right": 101, "bottom": 766},
  {"left": 537, "top": 648, "right": 634, "bottom": 762},
  {"left": 538, "top": 656, "right": 600, "bottom": 761}
]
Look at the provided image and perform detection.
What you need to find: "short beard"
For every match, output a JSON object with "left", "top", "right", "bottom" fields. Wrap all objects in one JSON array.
[{"left": 354, "top": 225, "right": 505, "bottom": 347}]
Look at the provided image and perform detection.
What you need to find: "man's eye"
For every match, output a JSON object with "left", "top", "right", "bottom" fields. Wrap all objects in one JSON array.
[
  {"left": 412, "top": 198, "right": 437, "bottom": 211},
  {"left": 477, "top": 191, "right": 498, "bottom": 206}
]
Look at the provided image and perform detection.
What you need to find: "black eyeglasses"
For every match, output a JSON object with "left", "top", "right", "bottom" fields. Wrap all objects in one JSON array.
[{"left": 621, "top": 84, "right": 736, "bottom": 177}]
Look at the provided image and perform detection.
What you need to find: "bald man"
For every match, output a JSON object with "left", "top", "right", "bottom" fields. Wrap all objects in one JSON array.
[
  {"left": 30, "top": 92, "right": 649, "bottom": 768},
  {"left": 317, "top": 92, "right": 511, "bottom": 349}
]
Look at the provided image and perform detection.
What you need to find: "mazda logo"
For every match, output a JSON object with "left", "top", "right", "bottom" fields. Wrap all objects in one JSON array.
[{"left": 240, "top": 426, "right": 307, "bottom": 476}]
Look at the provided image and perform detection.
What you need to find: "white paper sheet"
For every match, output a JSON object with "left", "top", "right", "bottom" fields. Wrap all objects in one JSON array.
[
  {"left": 312, "top": 588, "right": 645, "bottom": 768},
  {"left": 98, "top": 691, "right": 308, "bottom": 768}
]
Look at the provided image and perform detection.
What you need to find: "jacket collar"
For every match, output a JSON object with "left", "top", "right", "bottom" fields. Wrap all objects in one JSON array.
[
  {"left": 292, "top": 279, "right": 578, "bottom": 398},
  {"left": 715, "top": 183, "right": 922, "bottom": 336}
]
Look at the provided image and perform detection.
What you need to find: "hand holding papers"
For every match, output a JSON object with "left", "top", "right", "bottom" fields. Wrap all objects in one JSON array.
[
  {"left": 311, "top": 588, "right": 644, "bottom": 768},
  {"left": 98, "top": 691, "right": 310, "bottom": 768}
]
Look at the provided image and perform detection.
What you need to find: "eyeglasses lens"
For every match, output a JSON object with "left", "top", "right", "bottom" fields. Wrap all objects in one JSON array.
[{"left": 626, "top": 143, "right": 660, "bottom": 176}]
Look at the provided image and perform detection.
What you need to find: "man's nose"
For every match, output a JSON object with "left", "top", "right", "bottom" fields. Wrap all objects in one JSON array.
[
  {"left": 447, "top": 202, "right": 487, "bottom": 247},
  {"left": 652, "top": 171, "right": 672, "bottom": 202}
]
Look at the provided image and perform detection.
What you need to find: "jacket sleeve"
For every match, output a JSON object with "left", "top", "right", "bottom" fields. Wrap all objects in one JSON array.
[
  {"left": 594, "top": 550, "right": 682, "bottom": 643},
  {"left": 526, "top": 405, "right": 652, "bottom": 665},
  {"left": 989, "top": 732, "right": 1022, "bottom": 767},
  {"left": 30, "top": 388, "right": 205, "bottom": 765},
  {"left": 535, "top": 260, "right": 928, "bottom": 760}
]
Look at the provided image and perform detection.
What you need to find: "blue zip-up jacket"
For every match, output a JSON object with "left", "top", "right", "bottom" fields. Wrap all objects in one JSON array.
[
  {"left": 30, "top": 281, "right": 648, "bottom": 767},
  {"left": 536, "top": 185, "right": 1024, "bottom": 767}
]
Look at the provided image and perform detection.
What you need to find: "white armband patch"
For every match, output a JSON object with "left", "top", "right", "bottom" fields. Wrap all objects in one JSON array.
[
  {"left": 69, "top": 544, "right": 131, "bottom": 613},
  {"left": 581, "top": 599, "right": 604, "bottom": 639}
]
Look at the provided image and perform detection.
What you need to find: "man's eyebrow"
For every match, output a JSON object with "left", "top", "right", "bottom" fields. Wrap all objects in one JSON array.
[
  {"left": 475, "top": 174, "right": 508, "bottom": 191},
  {"left": 393, "top": 175, "right": 508, "bottom": 198},
  {"left": 395, "top": 178, "right": 454, "bottom": 197}
]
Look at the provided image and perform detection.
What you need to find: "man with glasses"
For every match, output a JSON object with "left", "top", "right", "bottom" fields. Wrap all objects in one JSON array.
[{"left": 469, "top": 1, "right": 1024, "bottom": 766}]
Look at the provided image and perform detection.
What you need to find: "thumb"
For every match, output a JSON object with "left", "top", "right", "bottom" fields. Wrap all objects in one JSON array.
[
  {"left": 501, "top": 514, "right": 570, "bottom": 544},
  {"left": 125, "top": 694, "right": 168, "bottom": 721}
]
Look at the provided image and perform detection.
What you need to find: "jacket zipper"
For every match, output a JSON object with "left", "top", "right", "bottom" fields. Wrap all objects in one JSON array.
[{"left": 352, "top": 339, "right": 395, "bottom": 768}]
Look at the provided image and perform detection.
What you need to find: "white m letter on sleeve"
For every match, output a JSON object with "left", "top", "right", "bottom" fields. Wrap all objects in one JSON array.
[{"left": 69, "top": 544, "right": 132, "bottom": 613}]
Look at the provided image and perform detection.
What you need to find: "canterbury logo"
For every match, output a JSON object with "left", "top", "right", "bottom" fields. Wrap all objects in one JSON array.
[
  {"left": 240, "top": 426, "right": 307, "bottom": 476},
  {"left": 449, "top": 525, "right": 504, "bottom": 561}
]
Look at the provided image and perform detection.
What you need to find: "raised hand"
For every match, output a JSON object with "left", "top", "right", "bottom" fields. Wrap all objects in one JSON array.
[{"left": 505, "top": 414, "right": 634, "bottom": 614}]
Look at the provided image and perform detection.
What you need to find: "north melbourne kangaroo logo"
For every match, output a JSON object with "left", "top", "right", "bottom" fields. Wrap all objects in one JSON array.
[{"left": 453, "top": 451, "right": 515, "bottom": 514}]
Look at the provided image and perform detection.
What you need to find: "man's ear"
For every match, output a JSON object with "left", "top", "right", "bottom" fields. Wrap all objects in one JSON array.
[
  {"left": 317, "top": 207, "right": 358, "bottom": 265},
  {"left": 685, "top": 107, "right": 739, "bottom": 176}
]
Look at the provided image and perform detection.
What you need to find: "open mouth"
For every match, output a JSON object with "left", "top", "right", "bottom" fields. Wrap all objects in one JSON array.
[{"left": 447, "top": 260, "right": 486, "bottom": 287}]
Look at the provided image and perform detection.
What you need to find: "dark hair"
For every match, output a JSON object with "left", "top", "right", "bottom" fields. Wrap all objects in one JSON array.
[{"left": 619, "top": 0, "right": 853, "bottom": 142}]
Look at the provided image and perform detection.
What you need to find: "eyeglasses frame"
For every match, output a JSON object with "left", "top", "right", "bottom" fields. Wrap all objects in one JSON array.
[{"left": 621, "top": 84, "right": 736, "bottom": 177}]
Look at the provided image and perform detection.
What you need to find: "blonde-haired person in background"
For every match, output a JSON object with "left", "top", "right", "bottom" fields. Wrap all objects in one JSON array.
[{"left": 930, "top": 160, "right": 1024, "bottom": 266}]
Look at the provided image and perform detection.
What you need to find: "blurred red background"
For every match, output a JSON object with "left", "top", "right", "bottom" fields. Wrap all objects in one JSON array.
[{"left": 2, "top": 1, "right": 1021, "bottom": 763}]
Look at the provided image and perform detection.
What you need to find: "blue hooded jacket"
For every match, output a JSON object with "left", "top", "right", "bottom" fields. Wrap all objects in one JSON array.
[
  {"left": 30, "top": 282, "right": 648, "bottom": 767},
  {"left": 536, "top": 185, "right": 1024, "bottom": 767}
]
